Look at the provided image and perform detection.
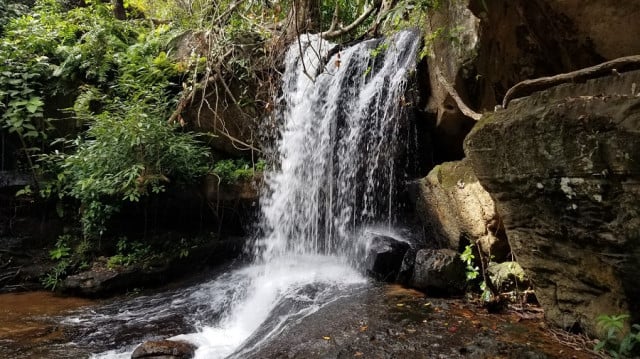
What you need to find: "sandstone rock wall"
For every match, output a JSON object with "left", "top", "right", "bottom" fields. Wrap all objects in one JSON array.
[
  {"left": 464, "top": 70, "right": 640, "bottom": 336},
  {"left": 414, "top": 159, "right": 508, "bottom": 260}
]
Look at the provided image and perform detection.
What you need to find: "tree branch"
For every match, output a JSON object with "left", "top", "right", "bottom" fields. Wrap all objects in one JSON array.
[{"left": 321, "top": 2, "right": 380, "bottom": 39}]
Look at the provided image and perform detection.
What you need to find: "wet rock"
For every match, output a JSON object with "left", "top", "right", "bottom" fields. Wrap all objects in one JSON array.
[
  {"left": 464, "top": 70, "right": 640, "bottom": 336},
  {"left": 131, "top": 339, "right": 196, "bottom": 359},
  {"left": 364, "top": 235, "right": 411, "bottom": 282},
  {"left": 396, "top": 246, "right": 417, "bottom": 284},
  {"left": 410, "top": 249, "right": 466, "bottom": 296},
  {"left": 414, "top": 159, "right": 510, "bottom": 261},
  {"left": 61, "top": 237, "right": 243, "bottom": 297},
  {"left": 61, "top": 257, "right": 137, "bottom": 297},
  {"left": 487, "top": 261, "right": 528, "bottom": 293},
  {"left": 247, "top": 285, "right": 581, "bottom": 359}
]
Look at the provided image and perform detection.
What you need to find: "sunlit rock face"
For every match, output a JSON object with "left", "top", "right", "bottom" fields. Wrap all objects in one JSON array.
[
  {"left": 413, "top": 159, "right": 509, "bottom": 261},
  {"left": 464, "top": 70, "right": 640, "bottom": 337}
]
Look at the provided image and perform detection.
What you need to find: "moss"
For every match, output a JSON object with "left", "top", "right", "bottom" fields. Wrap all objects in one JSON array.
[
  {"left": 428, "top": 159, "right": 478, "bottom": 189},
  {"left": 467, "top": 111, "right": 498, "bottom": 137}
]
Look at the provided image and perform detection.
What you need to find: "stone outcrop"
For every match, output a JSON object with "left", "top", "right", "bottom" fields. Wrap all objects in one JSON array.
[
  {"left": 61, "top": 237, "right": 243, "bottom": 297},
  {"left": 545, "top": 1, "right": 640, "bottom": 60},
  {"left": 363, "top": 235, "right": 411, "bottom": 282},
  {"left": 410, "top": 249, "right": 466, "bottom": 296},
  {"left": 414, "top": 159, "right": 509, "bottom": 261},
  {"left": 487, "top": 261, "right": 528, "bottom": 294},
  {"left": 131, "top": 339, "right": 196, "bottom": 359},
  {"left": 464, "top": 70, "right": 640, "bottom": 336}
]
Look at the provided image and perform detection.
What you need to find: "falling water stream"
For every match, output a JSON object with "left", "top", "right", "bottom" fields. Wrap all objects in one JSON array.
[{"left": 63, "top": 30, "right": 421, "bottom": 359}]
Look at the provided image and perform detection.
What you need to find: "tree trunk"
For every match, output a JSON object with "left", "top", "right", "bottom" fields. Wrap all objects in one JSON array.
[
  {"left": 285, "top": 0, "right": 321, "bottom": 40},
  {"left": 112, "top": 0, "right": 126, "bottom": 20}
]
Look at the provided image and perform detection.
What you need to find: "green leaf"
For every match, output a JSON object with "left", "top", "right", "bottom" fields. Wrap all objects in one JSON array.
[{"left": 26, "top": 97, "right": 43, "bottom": 113}]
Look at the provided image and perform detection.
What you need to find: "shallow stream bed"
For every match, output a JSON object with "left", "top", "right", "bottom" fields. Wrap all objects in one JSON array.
[{"left": 0, "top": 282, "right": 598, "bottom": 359}]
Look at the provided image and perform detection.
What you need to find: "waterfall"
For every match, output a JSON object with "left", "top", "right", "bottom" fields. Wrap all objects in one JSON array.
[
  {"left": 259, "top": 30, "right": 420, "bottom": 263},
  {"left": 87, "top": 30, "right": 420, "bottom": 359}
]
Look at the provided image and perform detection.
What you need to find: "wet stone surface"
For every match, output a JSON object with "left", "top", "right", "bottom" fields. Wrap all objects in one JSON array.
[
  {"left": 0, "top": 284, "right": 600, "bottom": 359},
  {"left": 246, "top": 285, "right": 598, "bottom": 359}
]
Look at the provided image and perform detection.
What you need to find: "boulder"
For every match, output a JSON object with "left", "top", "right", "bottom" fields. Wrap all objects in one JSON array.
[
  {"left": 131, "top": 339, "right": 196, "bottom": 359},
  {"left": 410, "top": 249, "right": 466, "bottom": 296},
  {"left": 414, "top": 159, "right": 510, "bottom": 261},
  {"left": 420, "top": 0, "right": 479, "bottom": 161},
  {"left": 363, "top": 235, "right": 411, "bottom": 282},
  {"left": 464, "top": 70, "right": 640, "bottom": 336}
]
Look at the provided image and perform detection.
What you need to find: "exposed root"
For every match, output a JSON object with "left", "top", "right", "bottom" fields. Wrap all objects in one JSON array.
[
  {"left": 547, "top": 327, "right": 606, "bottom": 358},
  {"left": 434, "top": 68, "right": 482, "bottom": 121},
  {"left": 503, "top": 55, "right": 640, "bottom": 108}
]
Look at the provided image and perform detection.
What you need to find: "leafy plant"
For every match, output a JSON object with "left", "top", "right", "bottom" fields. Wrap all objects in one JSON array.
[
  {"left": 42, "top": 234, "right": 76, "bottom": 290},
  {"left": 1, "top": 2, "right": 213, "bottom": 239},
  {"left": 595, "top": 314, "right": 640, "bottom": 358},
  {"left": 52, "top": 98, "right": 210, "bottom": 238},
  {"left": 107, "top": 238, "right": 151, "bottom": 268},
  {"left": 41, "top": 260, "right": 71, "bottom": 290},
  {"left": 212, "top": 159, "right": 265, "bottom": 184},
  {"left": 460, "top": 243, "right": 479, "bottom": 280},
  {"left": 460, "top": 243, "right": 492, "bottom": 302},
  {"left": 49, "top": 241, "right": 71, "bottom": 260}
]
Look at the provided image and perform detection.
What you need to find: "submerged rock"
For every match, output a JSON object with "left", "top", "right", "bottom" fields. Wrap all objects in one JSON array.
[
  {"left": 465, "top": 70, "right": 640, "bottom": 336},
  {"left": 364, "top": 235, "right": 411, "bottom": 282},
  {"left": 410, "top": 249, "right": 466, "bottom": 296},
  {"left": 131, "top": 339, "right": 196, "bottom": 359}
]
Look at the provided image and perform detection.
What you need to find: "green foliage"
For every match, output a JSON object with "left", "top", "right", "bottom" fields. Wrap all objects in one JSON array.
[
  {"left": 595, "top": 314, "right": 640, "bottom": 358},
  {"left": 52, "top": 98, "right": 210, "bottom": 238},
  {"left": 49, "top": 239, "right": 71, "bottom": 260},
  {"left": 0, "top": 1, "right": 28, "bottom": 35},
  {"left": 0, "top": 0, "right": 133, "bottom": 170},
  {"left": 212, "top": 159, "right": 265, "bottom": 184},
  {"left": 460, "top": 243, "right": 492, "bottom": 302},
  {"left": 41, "top": 260, "right": 70, "bottom": 290},
  {"left": 460, "top": 244, "right": 479, "bottom": 281},
  {"left": 107, "top": 238, "right": 151, "bottom": 268},
  {"left": 320, "top": 0, "right": 374, "bottom": 37},
  {"left": 383, "top": 0, "right": 439, "bottom": 32},
  {"left": 0, "top": 1, "right": 212, "bottom": 239},
  {"left": 42, "top": 234, "right": 90, "bottom": 290}
]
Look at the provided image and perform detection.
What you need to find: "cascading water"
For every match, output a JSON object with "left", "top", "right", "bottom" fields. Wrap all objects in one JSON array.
[
  {"left": 82, "top": 30, "right": 420, "bottom": 359},
  {"left": 259, "top": 30, "right": 420, "bottom": 263}
]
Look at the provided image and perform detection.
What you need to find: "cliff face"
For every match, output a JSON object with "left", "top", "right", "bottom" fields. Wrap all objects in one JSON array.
[
  {"left": 465, "top": 71, "right": 640, "bottom": 336},
  {"left": 420, "top": 0, "right": 640, "bottom": 162},
  {"left": 417, "top": 0, "right": 640, "bottom": 335}
]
